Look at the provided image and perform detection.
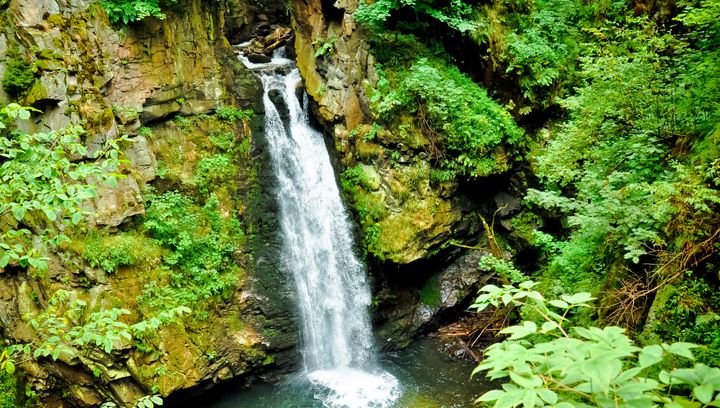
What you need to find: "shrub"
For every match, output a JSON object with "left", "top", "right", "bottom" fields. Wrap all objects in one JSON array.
[
  {"left": 2, "top": 58, "right": 35, "bottom": 96},
  {"left": 99, "top": 0, "right": 176, "bottom": 24},
  {"left": 190, "top": 154, "right": 235, "bottom": 194},
  {"left": 472, "top": 282, "right": 720, "bottom": 407},
  {"left": 139, "top": 192, "right": 242, "bottom": 310},
  {"left": 0, "top": 104, "right": 126, "bottom": 273},
  {"left": 215, "top": 106, "right": 252, "bottom": 123},
  {"left": 373, "top": 56, "right": 524, "bottom": 178}
]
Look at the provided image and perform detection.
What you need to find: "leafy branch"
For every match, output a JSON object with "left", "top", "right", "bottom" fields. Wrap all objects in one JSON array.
[
  {"left": 471, "top": 282, "right": 720, "bottom": 407},
  {"left": 0, "top": 104, "right": 128, "bottom": 273}
]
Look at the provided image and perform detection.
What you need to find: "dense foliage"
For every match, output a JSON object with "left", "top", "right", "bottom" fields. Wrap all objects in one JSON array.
[
  {"left": 372, "top": 54, "right": 524, "bottom": 178},
  {"left": 355, "top": 0, "right": 720, "bottom": 403},
  {"left": 461, "top": 0, "right": 720, "bottom": 404},
  {"left": 0, "top": 104, "right": 125, "bottom": 273},
  {"left": 354, "top": 0, "right": 476, "bottom": 32},
  {"left": 525, "top": 0, "right": 720, "bottom": 326},
  {"left": 99, "top": 0, "right": 178, "bottom": 23},
  {"left": 472, "top": 282, "right": 720, "bottom": 407}
]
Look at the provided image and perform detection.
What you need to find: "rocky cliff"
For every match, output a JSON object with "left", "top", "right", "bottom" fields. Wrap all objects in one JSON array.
[{"left": 0, "top": 1, "right": 297, "bottom": 406}]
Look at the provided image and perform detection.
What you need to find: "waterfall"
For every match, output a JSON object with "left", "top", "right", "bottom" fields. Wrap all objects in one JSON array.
[{"left": 242, "top": 49, "right": 400, "bottom": 407}]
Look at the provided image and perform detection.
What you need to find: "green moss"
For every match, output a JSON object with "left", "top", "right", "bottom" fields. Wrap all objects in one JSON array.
[
  {"left": 0, "top": 372, "right": 18, "bottom": 408},
  {"left": 45, "top": 13, "right": 65, "bottom": 27},
  {"left": 355, "top": 140, "right": 385, "bottom": 162},
  {"left": 643, "top": 278, "right": 720, "bottom": 366},
  {"left": 340, "top": 165, "right": 377, "bottom": 193},
  {"left": 419, "top": 277, "right": 441, "bottom": 307},
  {"left": 72, "top": 231, "right": 163, "bottom": 273},
  {"left": 2, "top": 57, "right": 36, "bottom": 96}
]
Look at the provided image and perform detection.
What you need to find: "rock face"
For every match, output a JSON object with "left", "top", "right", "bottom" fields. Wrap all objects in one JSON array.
[
  {"left": 289, "top": 0, "right": 497, "bottom": 344},
  {"left": 290, "top": 0, "right": 483, "bottom": 265},
  {"left": 0, "top": 1, "right": 297, "bottom": 406},
  {"left": 374, "top": 250, "right": 495, "bottom": 347}
]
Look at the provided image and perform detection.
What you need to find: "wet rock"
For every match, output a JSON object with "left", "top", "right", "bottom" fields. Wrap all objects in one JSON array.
[
  {"left": 437, "top": 250, "right": 493, "bottom": 309},
  {"left": 108, "top": 378, "right": 146, "bottom": 407},
  {"left": 493, "top": 192, "right": 520, "bottom": 218},
  {"left": 141, "top": 101, "right": 182, "bottom": 122},
  {"left": 247, "top": 53, "right": 272, "bottom": 64},
  {"left": 376, "top": 250, "right": 493, "bottom": 348},
  {"left": 269, "top": 88, "right": 289, "bottom": 119}
]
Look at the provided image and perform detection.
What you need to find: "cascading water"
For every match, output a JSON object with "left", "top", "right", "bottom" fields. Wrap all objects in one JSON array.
[{"left": 242, "top": 49, "right": 400, "bottom": 407}]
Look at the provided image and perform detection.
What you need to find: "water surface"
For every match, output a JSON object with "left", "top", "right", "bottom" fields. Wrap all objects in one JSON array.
[{"left": 202, "top": 337, "right": 489, "bottom": 408}]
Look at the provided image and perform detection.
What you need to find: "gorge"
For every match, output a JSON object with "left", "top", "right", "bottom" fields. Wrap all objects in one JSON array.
[{"left": 0, "top": 0, "right": 718, "bottom": 407}]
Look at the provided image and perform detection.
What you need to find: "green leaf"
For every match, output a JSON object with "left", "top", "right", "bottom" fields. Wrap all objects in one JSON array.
[
  {"left": 537, "top": 389, "right": 557, "bottom": 405},
  {"left": 12, "top": 206, "right": 25, "bottom": 221},
  {"left": 4, "top": 361, "right": 15, "bottom": 374},
  {"left": 43, "top": 208, "right": 57, "bottom": 221},
  {"left": 548, "top": 299, "right": 569, "bottom": 309},
  {"left": 522, "top": 389, "right": 538, "bottom": 408},
  {"left": 665, "top": 342, "right": 697, "bottom": 361},
  {"left": 509, "top": 371, "right": 543, "bottom": 389},
  {"left": 639, "top": 344, "right": 663, "bottom": 368},
  {"left": 581, "top": 356, "right": 613, "bottom": 393},
  {"left": 694, "top": 383, "right": 715, "bottom": 404},
  {"left": 500, "top": 321, "right": 537, "bottom": 340},
  {"left": 541, "top": 321, "right": 559, "bottom": 332},
  {"left": 150, "top": 395, "right": 163, "bottom": 405},
  {"left": 617, "top": 381, "right": 659, "bottom": 399},
  {"left": 616, "top": 367, "right": 644, "bottom": 383},
  {"left": 475, "top": 390, "right": 505, "bottom": 402},
  {"left": 0, "top": 254, "right": 10, "bottom": 268},
  {"left": 18, "top": 109, "right": 30, "bottom": 120},
  {"left": 72, "top": 211, "right": 83, "bottom": 225},
  {"left": 560, "top": 292, "right": 594, "bottom": 305},
  {"left": 519, "top": 281, "right": 538, "bottom": 290}
]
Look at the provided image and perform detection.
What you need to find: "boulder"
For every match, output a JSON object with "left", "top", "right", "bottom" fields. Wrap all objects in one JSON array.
[{"left": 89, "top": 175, "right": 144, "bottom": 227}]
